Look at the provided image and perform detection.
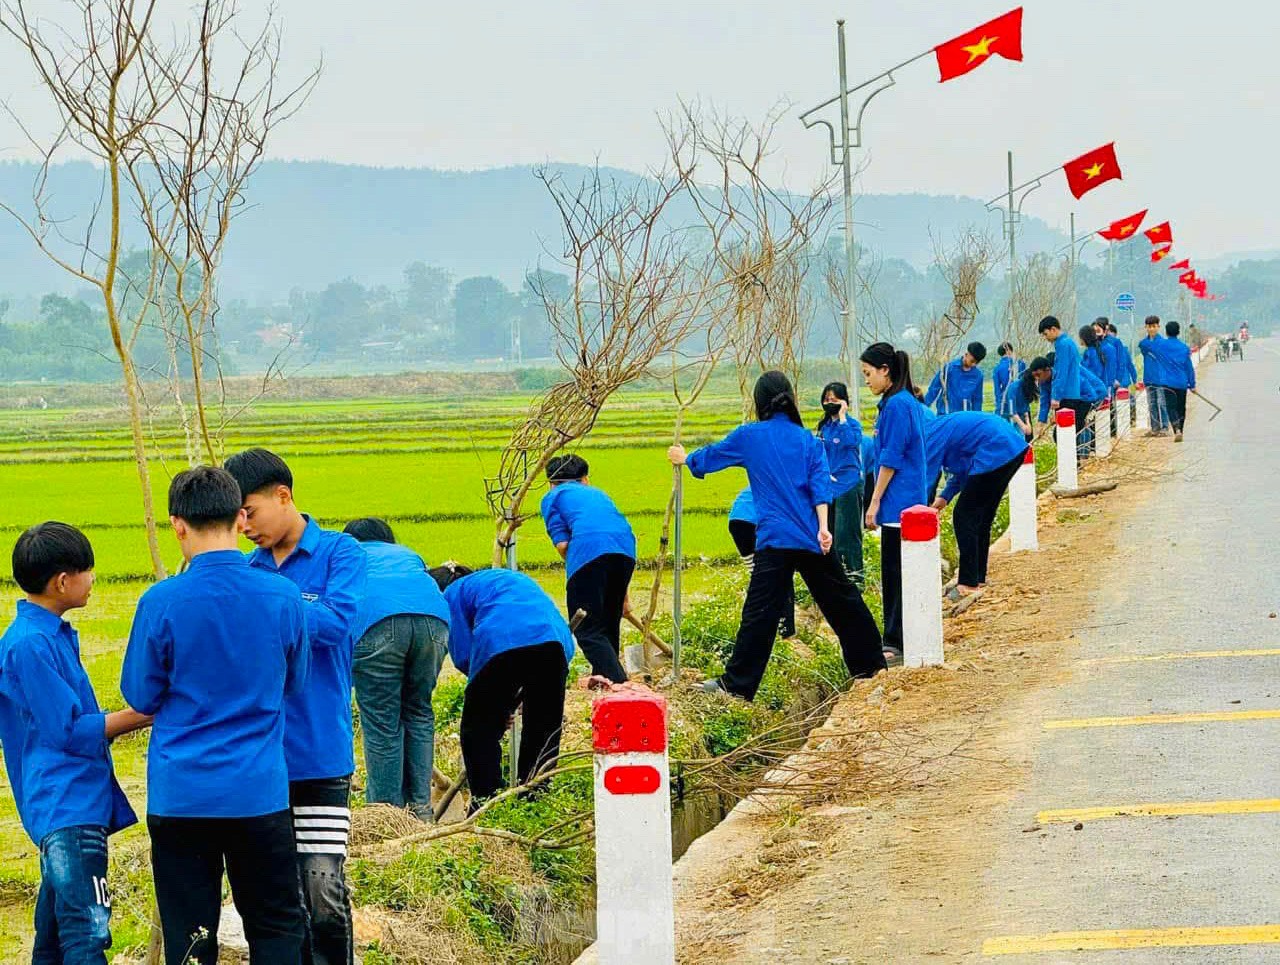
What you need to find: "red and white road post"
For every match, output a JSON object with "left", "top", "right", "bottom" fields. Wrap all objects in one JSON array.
[
  {"left": 1055, "top": 408, "right": 1078, "bottom": 490},
  {"left": 1095, "top": 399, "right": 1112, "bottom": 458},
  {"left": 591, "top": 692, "right": 675, "bottom": 964},
  {"left": 901, "top": 506, "right": 944, "bottom": 667},
  {"left": 1116, "top": 388, "right": 1131, "bottom": 441},
  {"left": 1008, "top": 447, "right": 1038, "bottom": 552},
  {"left": 1135, "top": 383, "right": 1150, "bottom": 433}
]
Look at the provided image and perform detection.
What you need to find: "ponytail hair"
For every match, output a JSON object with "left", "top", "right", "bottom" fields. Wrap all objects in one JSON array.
[
  {"left": 752, "top": 370, "right": 802, "bottom": 426},
  {"left": 859, "top": 342, "right": 917, "bottom": 400},
  {"left": 1018, "top": 368, "right": 1040, "bottom": 404}
]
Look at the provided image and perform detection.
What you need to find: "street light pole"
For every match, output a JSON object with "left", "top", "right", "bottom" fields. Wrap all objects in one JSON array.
[
  {"left": 836, "top": 20, "right": 859, "bottom": 398},
  {"left": 1006, "top": 150, "right": 1017, "bottom": 343}
]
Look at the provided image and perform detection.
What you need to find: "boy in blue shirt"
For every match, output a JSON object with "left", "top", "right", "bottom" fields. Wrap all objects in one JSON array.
[
  {"left": 1039, "top": 316, "right": 1090, "bottom": 450},
  {"left": 1138, "top": 315, "right": 1171, "bottom": 434},
  {"left": 342, "top": 517, "right": 449, "bottom": 818},
  {"left": 224, "top": 448, "right": 366, "bottom": 965},
  {"left": 429, "top": 565, "right": 574, "bottom": 807},
  {"left": 0, "top": 523, "right": 149, "bottom": 965},
  {"left": 540, "top": 455, "right": 636, "bottom": 684},
  {"left": 1154, "top": 321, "right": 1197, "bottom": 442},
  {"left": 121, "top": 467, "right": 309, "bottom": 965},
  {"left": 923, "top": 342, "right": 987, "bottom": 414},
  {"left": 992, "top": 342, "right": 1026, "bottom": 420}
]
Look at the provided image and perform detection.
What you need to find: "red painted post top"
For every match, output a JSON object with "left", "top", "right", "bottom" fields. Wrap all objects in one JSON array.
[
  {"left": 592, "top": 692, "right": 668, "bottom": 754},
  {"left": 1116, "top": 388, "right": 1130, "bottom": 401},
  {"left": 1023, "top": 446, "right": 1035, "bottom": 465},
  {"left": 900, "top": 505, "right": 939, "bottom": 542},
  {"left": 1056, "top": 409, "right": 1076, "bottom": 428},
  {"left": 1098, "top": 399, "right": 1111, "bottom": 410}
]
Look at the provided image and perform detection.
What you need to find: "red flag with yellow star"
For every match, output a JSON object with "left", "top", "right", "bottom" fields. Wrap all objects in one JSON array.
[
  {"left": 1151, "top": 245, "right": 1173, "bottom": 264},
  {"left": 1179, "top": 270, "right": 1198, "bottom": 286},
  {"left": 1144, "top": 222, "right": 1173, "bottom": 245},
  {"left": 1063, "top": 143, "right": 1122, "bottom": 200},
  {"left": 1169, "top": 258, "right": 1190, "bottom": 271},
  {"left": 1098, "top": 210, "right": 1147, "bottom": 241},
  {"left": 935, "top": 8, "right": 1024, "bottom": 83}
]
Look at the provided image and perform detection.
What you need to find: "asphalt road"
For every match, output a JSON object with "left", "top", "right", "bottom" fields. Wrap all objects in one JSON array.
[{"left": 979, "top": 339, "right": 1280, "bottom": 962}]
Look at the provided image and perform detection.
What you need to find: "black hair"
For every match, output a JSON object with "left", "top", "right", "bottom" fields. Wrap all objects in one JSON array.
[
  {"left": 1018, "top": 368, "right": 1041, "bottom": 403},
  {"left": 223, "top": 448, "right": 292, "bottom": 499},
  {"left": 1094, "top": 316, "right": 1110, "bottom": 328},
  {"left": 546, "top": 454, "right": 589, "bottom": 483},
  {"left": 815, "top": 381, "right": 850, "bottom": 431},
  {"left": 1106, "top": 322, "right": 1119, "bottom": 334},
  {"left": 1078, "top": 325, "right": 1099, "bottom": 348},
  {"left": 1166, "top": 321, "right": 1181, "bottom": 337},
  {"left": 1038, "top": 316, "right": 1061, "bottom": 335},
  {"left": 1028, "top": 355, "right": 1053, "bottom": 374},
  {"left": 13, "top": 522, "right": 94, "bottom": 595},
  {"left": 1144, "top": 314, "right": 1161, "bottom": 326},
  {"left": 752, "top": 370, "right": 802, "bottom": 426},
  {"left": 168, "top": 466, "right": 243, "bottom": 530},
  {"left": 966, "top": 341, "right": 988, "bottom": 364},
  {"left": 344, "top": 517, "right": 396, "bottom": 544},
  {"left": 859, "top": 342, "right": 917, "bottom": 400},
  {"left": 428, "top": 562, "right": 475, "bottom": 592},
  {"left": 998, "top": 342, "right": 1014, "bottom": 357}
]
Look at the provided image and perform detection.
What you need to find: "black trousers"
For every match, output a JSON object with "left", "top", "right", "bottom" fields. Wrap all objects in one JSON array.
[
  {"left": 1168, "top": 388, "right": 1188, "bottom": 431},
  {"left": 728, "top": 520, "right": 795, "bottom": 637},
  {"left": 953, "top": 450, "right": 1027, "bottom": 587},
  {"left": 149, "top": 810, "right": 305, "bottom": 965},
  {"left": 723, "top": 548, "right": 885, "bottom": 700},
  {"left": 460, "top": 642, "right": 569, "bottom": 802},
  {"left": 290, "top": 777, "right": 353, "bottom": 965},
  {"left": 566, "top": 553, "right": 634, "bottom": 683},
  {"left": 880, "top": 526, "right": 903, "bottom": 654}
]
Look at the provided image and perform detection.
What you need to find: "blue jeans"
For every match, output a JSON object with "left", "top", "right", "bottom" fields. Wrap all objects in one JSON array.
[
  {"left": 34, "top": 826, "right": 111, "bottom": 965},
  {"left": 353, "top": 614, "right": 447, "bottom": 815}
]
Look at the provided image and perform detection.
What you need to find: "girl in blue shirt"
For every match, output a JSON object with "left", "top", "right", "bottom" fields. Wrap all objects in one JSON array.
[
  {"left": 668, "top": 371, "right": 884, "bottom": 700},
  {"left": 860, "top": 342, "right": 929, "bottom": 662},
  {"left": 814, "top": 381, "right": 865, "bottom": 583}
]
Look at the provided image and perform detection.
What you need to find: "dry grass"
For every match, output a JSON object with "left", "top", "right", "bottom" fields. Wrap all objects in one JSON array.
[{"left": 350, "top": 805, "right": 427, "bottom": 849}]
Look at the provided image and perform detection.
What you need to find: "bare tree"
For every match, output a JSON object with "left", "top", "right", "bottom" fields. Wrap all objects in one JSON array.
[
  {"left": 917, "top": 227, "right": 1000, "bottom": 389},
  {"left": 1006, "top": 252, "right": 1072, "bottom": 361},
  {"left": 822, "top": 241, "right": 895, "bottom": 365}
]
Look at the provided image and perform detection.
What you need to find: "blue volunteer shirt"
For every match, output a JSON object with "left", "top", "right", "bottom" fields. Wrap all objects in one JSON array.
[
  {"left": 1082, "top": 343, "right": 1107, "bottom": 382},
  {"left": 686, "top": 414, "right": 832, "bottom": 553},
  {"left": 443, "top": 570, "right": 575, "bottom": 680},
  {"left": 1006, "top": 377, "right": 1038, "bottom": 423},
  {"left": 539, "top": 482, "right": 637, "bottom": 581},
  {"left": 923, "top": 358, "right": 984, "bottom": 414},
  {"left": 247, "top": 516, "right": 366, "bottom": 781},
  {"left": 1139, "top": 335, "right": 1166, "bottom": 385},
  {"left": 729, "top": 487, "right": 755, "bottom": 524},
  {"left": 1109, "top": 335, "right": 1138, "bottom": 385},
  {"left": 353, "top": 541, "right": 450, "bottom": 641},
  {"left": 871, "top": 392, "right": 930, "bottom": 526},
  {"left": 1153, "top": 337, "right": 1196, "bottom": 390},
  {"left": 120, "top": 551, "right": 309, "bottom": 818},
  {"left": 1079, "top": 366, "right": 1108, "bottom": 404},
  {"left": 817, "top": 415, "right": 864, "bottom": 496},
  {"left": 993, "top": 357, "right": 1027, "bottom": 416},
  {"left": 1050, "top": 332, "right": 1083, "bottom": 402},
  {"left": 925, "top": 412, "right": 1029, "bottom": 504},
  {"left": 0, "top": 601, "right": 136, "bottom": 844}
]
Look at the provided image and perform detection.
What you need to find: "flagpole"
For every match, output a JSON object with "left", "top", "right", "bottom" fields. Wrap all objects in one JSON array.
[
  {"left": 1006, "top": 151, "right": 1017, "bottom": 347},
  {"left": 1069, "top": 211, "right": 1077, "bottom": 324}
]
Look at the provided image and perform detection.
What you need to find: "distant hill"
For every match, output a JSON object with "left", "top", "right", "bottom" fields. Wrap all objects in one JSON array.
[{"left": 0, "top": 160, "right": 1068, "bottom": 299}]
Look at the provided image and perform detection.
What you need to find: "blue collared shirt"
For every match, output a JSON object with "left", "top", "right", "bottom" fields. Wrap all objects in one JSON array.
[
  {"left": 1109, "top": 335, "right": 1137, "bottom": 385},
  {"left": 1138, "top": 335, "right": 1166, "bottom": 385},
  {"left": 353, "top": 541, "right": 450, "bottom": 641},
  {"left": 686, "top": 414, "right": 832, "bottom": 553},
  {"left": 1082, "top": 342, "right": 1107, "bottom": 382},
  {"left": 1153, "top": 336, "right": 1196, "bottom": 390},
  {"left": 247, "top": 516, "right": 366, "bottom": 781},
  {"left": 926, "top": 412, "right": 1029, "bottom": 503},
  {"left": 539, "top": 482, "right": 636, "bottom": 581},
  {"left": 872, "top": 392, "right": 930, "bottom": 525},
  {"left": 993, "top": 357, "right": 1027, "bottom": 417},
  {"left": 0, "top": 601, "right": 136, "bottom": 844},
  {"left": 443, "top": 570, "right": 575, "bottom": 680},
  {"left": 817, "top": 416, "right": 864, "bottom": 496},
  {"left": 1050, "top": 332, "right": 1083, "bottom": 402},
  {"left": 121, "top": 550, "right": 309, "bottom": 818},
  {"left": 923, "top": 359, "right": 985, "bottom": 414},
  {"left": 1079, "top": 366, "right": 1108, "bottom": 404}
]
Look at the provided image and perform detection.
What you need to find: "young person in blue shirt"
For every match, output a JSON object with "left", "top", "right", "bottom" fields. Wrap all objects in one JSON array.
[
  {"left": 224, "top": 447, "right": 367, "bottom": 965},
  {"left": 727, "top": 488, "right": 795, "bottom": 638},
  {"left": 428, "top": 564, "right": 574, "bottom": 807},
  {"left": 1138, "top": 315, "right": 1171, "bottom": 434},
  {"left": 0, "top": 523, "right": 150, "bottom": 965},
  {"left": 121, "top": 467, "right": 309, "bottom": 965},
  {"left": 668, "top": 371, "right": 884, "bottom": 699},
  {"left": 993, "top": 342, "right": 1026, "bottom": 420},
  {"left": 1039, "top": 316, "right": 1090, "bottom": 452},
  {"left": 1105, "top": 321, "right": 1138, "bottom": 388},
  {"left": 540, "top": 455, "right": 636, "bottom": 684},
  {"left": 926, "top": 413, "right": 1030, "bottom": 598},
  {"left": 815, "top": 381, "right": 865, "bottom": 582},
  {"left": 1007, "top": 363, "right": 1048, "bottom": 442},
  {"left": 860, "top": 343, "right": 930, "bottom": 662},
  {"left": 342, "top": 517, "right": 449, "bottom": 819},
  {"left": 1154, "top": 320, "right": 1197, "bottom": 441},
  {"left": 923, "top": 341, "right": 987, "bottom": 415}
]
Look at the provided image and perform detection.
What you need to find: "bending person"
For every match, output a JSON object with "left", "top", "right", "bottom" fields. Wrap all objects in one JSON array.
[{"left": 668, "top": 371, "right": 884, "bottom": 700}]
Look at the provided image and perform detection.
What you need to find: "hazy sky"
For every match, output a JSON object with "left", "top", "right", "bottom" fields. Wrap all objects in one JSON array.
[{"left": 1, "top": 0, "right": 1274, "bottom": 260}]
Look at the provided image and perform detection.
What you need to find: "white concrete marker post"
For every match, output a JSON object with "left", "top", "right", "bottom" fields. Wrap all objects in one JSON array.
[
  {"left": 1056, "top": 408, "right": 1079, "bottom": 490},
  {"left": 1008, "top": 446, "right": 1039, "bottom": 552},
  {"left": 1135, "top": 383, "right": 1151, "bottom": 433},
  {"left": 591, "top": 692, "right": 675, "bottom": 965},
  {"left": 901, "top": 506, "right": 944, "bottom": 668},
  {"left": 1095, "top": 399, "right": 1112, "bottom": 457},
  {"left": 1116, "top": 388, "right": 1131, "bottom": 441}
]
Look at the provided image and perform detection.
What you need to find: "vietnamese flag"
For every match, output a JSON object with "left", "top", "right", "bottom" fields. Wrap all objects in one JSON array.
[
  {"left": 1098, "top": 210, "right": 1147, "bottom": 241},
  {"left": 1169, "top": 258, "right": 1191, "bottom": 271},
  {"left": 1063, "top": 143, "right": 1122, "bottom": 200},
  {"left": 1151, "top": 245, "right": 1173, "bottom": 264},
  {"left": 1144, "top": 222, "right": 1173, "bottom": 245},
  {"left": 1179, "top": 270, "right": 1198, "bottom": 286},
  {"left": 935, "top": 8, "right": 1024, "bottom": 83}
]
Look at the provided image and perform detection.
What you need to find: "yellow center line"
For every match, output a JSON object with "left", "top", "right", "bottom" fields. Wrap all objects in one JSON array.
[
  {"left": 983, "top": 924, "right": 1280, "bottom": 955},
  {"left": 1044, "top": 709, "right": 1280, "bottom": 730},
  {"left": 1038, "top": 798, "right": 1280, "bottom": 825},
  {"left": 1090, "top": 648, "right": 1280, "bottom": 664}
]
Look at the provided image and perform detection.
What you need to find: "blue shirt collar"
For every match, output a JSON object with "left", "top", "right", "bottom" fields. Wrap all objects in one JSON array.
[
  {"left": 248, "top": 513, "right": 319, "bottom": 568},
  {"left": 15, "top": 599, "right": 71, "bottom": 635}
]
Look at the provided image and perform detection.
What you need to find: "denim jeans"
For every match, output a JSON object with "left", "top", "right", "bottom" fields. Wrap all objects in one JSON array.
[
  {"left": 353, "top": 614, "right": 447, "bottom": 815},
  {"left": 34, "top": 825, "right": 112, "bottom": 965}
]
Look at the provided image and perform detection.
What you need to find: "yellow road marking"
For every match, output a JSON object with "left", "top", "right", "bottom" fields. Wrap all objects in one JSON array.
[
  {"left": 983, "top": 924, "right": 1280, "bottom": 955},
  {"left": 1038, "top": 798, "right": 1280, "bottom": 824},
  {"left": 1044, "top": 709, "right": 1280, "bottom": 730},
  {"left": 1092, "top": 648, "right": 1280, "bottom": 664}
]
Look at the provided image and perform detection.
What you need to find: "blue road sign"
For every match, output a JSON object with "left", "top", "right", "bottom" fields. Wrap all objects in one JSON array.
[{"left": 1115, "top": 292, "right": 1136, "bottom": 313}]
